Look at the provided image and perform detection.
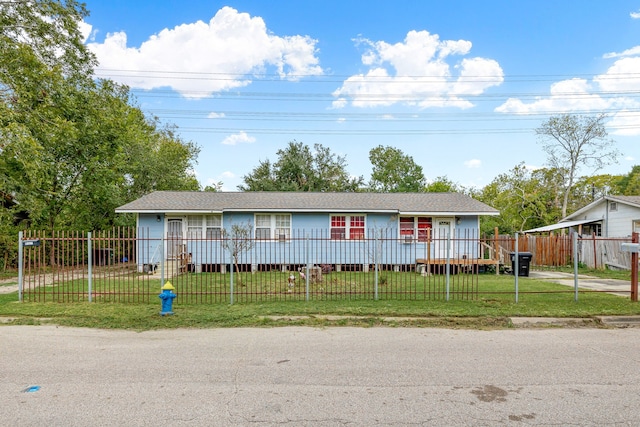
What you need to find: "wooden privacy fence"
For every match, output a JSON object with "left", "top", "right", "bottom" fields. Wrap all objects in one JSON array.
[{"left": 495, "top": 233, "right": 634, "bottom": 269}]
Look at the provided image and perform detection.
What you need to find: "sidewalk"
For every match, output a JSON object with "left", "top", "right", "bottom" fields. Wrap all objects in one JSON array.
[{"left": 528, "top": 270, "right": 632, "bottom": 297}]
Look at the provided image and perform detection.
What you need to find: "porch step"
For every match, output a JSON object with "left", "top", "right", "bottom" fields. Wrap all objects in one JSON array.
[{"left": 149, "top": 260, "right": 183, "bottom": 278}]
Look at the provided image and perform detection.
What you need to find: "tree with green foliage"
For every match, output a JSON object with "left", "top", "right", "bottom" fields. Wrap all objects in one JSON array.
[
  {"left": 477, "top": 163, "right": 562, "bottom": 234},
  {"left": 570, "top": 174, "right": 624, "bottom": 210},
  {"left": 368, "top": 145, "right": 425, "bottom": 192},
  {"left": 424, "top": 176, "right": 464, "bottom": 193},
  {"left": 616, "top": 165, "right": 640, "bottom": 196},
  {"left": 239, "top": 141, "right": 363, "bottom": 191},
  {"left": 535, "top": 114, "right": 619, "bottom": 218},
  {"left": 1, "top": 0, "right": 200, "bottom": 223},
  {"left": 0, "top": 0, "right": 201, "bottom": 268},
  {"left": 203, "top": 182, "right": 223, "bottom": 192}
]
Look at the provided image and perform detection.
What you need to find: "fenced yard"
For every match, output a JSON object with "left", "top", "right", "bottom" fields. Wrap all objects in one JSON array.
[{"left": 16, "top": 229, "right": 637, "bottom": 304}]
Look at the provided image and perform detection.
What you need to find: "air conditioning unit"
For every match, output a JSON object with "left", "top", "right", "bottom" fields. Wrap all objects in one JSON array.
[{"left": 403, "top": 236, "right": 414, "bottom": 244}]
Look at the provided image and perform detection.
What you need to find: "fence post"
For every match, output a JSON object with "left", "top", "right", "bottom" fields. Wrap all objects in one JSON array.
[
  {"left": 18, "top": 231, "right": 23, "bottom": 302},
  {"left": 573, "top": 231, "right": 579, "bottom": 302},
  {"left": 446, "top": 231, "right": 451, "bottom": 301},
  {"left": 592, "top": 232, "right": 598, "bottom": 270},
  {"left": 160, "top": 236, "right": 165, "bottom": 287},
  {"left": 374, "top": 236, "right": 379, "bottom": 301},
  {"left": 88, "top": 232, "right": 93, "bottom": 302},
  {"left": 230, "top": 252, "right": 235, "bottom": 305},
  {"left": 514, "top": 232, "right": 519, "bottom": 303},
  {"left": 631, "top": 232, "right": 638, "bottom": 302},
  {"left": 305, "top": 234, "right": 310, "bottom": 302}
]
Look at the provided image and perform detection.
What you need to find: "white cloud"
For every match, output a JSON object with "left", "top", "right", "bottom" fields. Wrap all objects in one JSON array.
[
  {"left": 496, "top": 53, "right": 640, "bottom": 135},
  {"left": 86, "top": 7, "right": 322, "bottom": 98},
  {"left": 332, "top": 30, "right": 503, "bottom": 109},
  {"left": 594, "top": 56, "right": 640, "bottom": 91},
  {"left": 625, "top": 156, "right": 635, "bottom": 161},
  {"left": 221, "top": 131, "right": 256, "bottom": 145},
  {"left": 207, "top": 112, "right": 226, "bottom": 119},
  {"left": 606, "top": 110, "right": 640, "bottom": 136},
  {"left": 495, "top": 78, "right": 608, "bottom": 114},
  {"left": 336, "top": 118, "right": 346, "bottom": 123},
  {"left": 78, "top": 20, "right": 96, "bottom": 43},
  {"left": 631, "top": 10, "right": 640, "bottom": 19},
  {"left": 524, "top": 163, "right": 542, "bottom": 172},
  {"left": 464, "top": 159, "right": 481, "bottom": 168},
  {"left": 603, "top": 46, "right": 640, "bottom": 59}
]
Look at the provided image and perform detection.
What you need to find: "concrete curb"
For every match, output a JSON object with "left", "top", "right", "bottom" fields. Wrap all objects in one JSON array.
[
  {"left": 508, "top": 317, "right": 598, "bottom": 327},
  {"left": 596, "top": 315, "right": 640, "bottom": 326}
]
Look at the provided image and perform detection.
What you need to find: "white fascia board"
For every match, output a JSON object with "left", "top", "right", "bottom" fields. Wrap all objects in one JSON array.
[
  {"left": 223, "top": 208, "right": 399, "bottom": 214},
  {"left": 115, "top": 209, "right": 223, "bottom": 214},
  {"left": 400, "top": 211, "right": 499, "bottom": 216}
]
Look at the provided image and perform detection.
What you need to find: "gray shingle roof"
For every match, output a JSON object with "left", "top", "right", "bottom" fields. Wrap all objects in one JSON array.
[
  {"left": 116, "top": 191, "right": 498, "bottom": 215},
  {"left": 608, "top": 195, "right": 640, "bottom": 207}
]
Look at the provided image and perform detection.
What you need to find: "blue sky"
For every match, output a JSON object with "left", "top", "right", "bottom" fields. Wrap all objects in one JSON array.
[{"left": 81, "top": 1, "right": 640, "bottom": 191}]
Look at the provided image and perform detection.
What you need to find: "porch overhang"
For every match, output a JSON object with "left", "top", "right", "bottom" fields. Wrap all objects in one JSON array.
[{"left": 523, "top": 219, "right": 601, "bottom": 234}]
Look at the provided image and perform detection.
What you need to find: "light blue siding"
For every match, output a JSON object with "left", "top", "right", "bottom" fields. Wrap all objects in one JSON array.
[{"left": 134, "top": 212, "right": 482, "bottom": 270}]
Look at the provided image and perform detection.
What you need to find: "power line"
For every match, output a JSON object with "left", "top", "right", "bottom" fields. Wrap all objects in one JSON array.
[
  {"left": 150, "top": 109, "right": 640, "bottom": 122},
  {"left": 94, "top": 68, "right": 640, "bottom": 82},
  {"left": 90, "top": 68, "right": 640, "bottom": 137},
  {"left": 171, "top": 123, "right": 640, "bottom": 136}
]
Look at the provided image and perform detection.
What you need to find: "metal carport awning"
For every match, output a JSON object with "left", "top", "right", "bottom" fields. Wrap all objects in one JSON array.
[{"left": 523, "top": 219, "right": 601, "bottom": 234}]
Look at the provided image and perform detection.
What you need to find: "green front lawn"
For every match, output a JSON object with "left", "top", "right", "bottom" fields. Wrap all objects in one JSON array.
[{"left": 1, "top": 271, "right": 639, "bottom": 330}]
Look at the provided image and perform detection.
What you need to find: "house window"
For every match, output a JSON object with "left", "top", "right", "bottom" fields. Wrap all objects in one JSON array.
[
  {"left": 610, "top": 202, "right": 618, "bottom": 212},
  {"left": 331, "top": 216, "right": 346, "bottom": 240},
  {"left": 187, "top": 215, "right": 202, "bottom": 238},
  {"left": 330, "top": 215, "right": 366, "bottom": 240},
  {"left": 255, "top": 214, "right": 291, "bottom": 240},
  {"left": 583, "top": 223, "right": 602, "bottom": 237},
  {"left": 399, "top": 216, "right": 432, "bottom": 242},
  {"left": 205, "top": 215, "right": 222, "bottom": 239},
  {"left": 187, "top": 215, "right": 222, "bottom": 239}
]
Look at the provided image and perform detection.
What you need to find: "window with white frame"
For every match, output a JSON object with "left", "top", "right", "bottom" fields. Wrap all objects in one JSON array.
[
  {"left": 255, "top": 214, "right": 291, "bottom": 240},
  {"left": 399, "top": 216, "right": 432, "bottom": 242},
  {"left": 205, "top": 215, "right": 222, "bottom": 239},
  {"left": 330, "top": 214, "right": 366, "bottom": 240},
  {"left": 186, "top": 214, "right": 222, "bottom": 239}
]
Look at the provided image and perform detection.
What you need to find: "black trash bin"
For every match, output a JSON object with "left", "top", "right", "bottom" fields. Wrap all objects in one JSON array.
[{"left": 510, "top": 252, "right": 532, "bottom": 277}]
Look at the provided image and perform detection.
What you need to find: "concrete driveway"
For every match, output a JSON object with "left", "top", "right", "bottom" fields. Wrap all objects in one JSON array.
[
  {"left": 529, "top": 270, "right": 632, "bottom": 296},
  {"left": 2, "top": 325, "right": 640, "bottom": 426}
]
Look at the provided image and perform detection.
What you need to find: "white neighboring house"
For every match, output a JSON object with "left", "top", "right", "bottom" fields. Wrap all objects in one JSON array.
[{"left": 525, "top": 195, "right": 640, "bottom": 237}]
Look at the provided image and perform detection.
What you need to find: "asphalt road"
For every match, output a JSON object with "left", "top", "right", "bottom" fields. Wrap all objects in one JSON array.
[{"left": 2, "top": 326, "right": 640, "bottom": 426}]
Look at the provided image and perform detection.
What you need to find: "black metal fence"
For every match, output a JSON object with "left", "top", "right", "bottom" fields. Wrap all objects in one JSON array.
[
  {"left": 19, "top": 228, "right": 491, "bottom": 303},
  {"left": 18, "top": 229, "right": 636, "bottom": 304}
]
